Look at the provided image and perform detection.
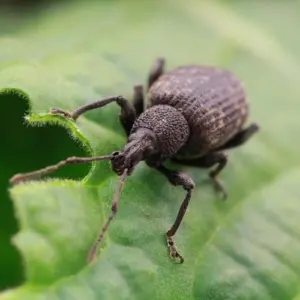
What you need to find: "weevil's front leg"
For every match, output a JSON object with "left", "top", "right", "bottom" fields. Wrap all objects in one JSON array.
[
  {"left": 50, "top": 95, "right": 136, "bottom": 136},
  {"left": 153, "top": 164, "right": 195, "bottom": 263},
  {"left": 132, "top": 85, "right": 144, "bottom": 118},
  {"left": 133, "top": 57, "right": 165, "bottom": 116},
  {"left": 148, "top": 57, "right": 165, "bottom": 90},
  {"left": 10, "top": 154, "right": 113, "bottom": 184},
  {"left": 88, "top": 168, "right": 128, "bottom": 262}
]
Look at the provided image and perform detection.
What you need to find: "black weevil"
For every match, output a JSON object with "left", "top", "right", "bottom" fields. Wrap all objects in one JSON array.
[{"left": 10, "top": 57, "right": 259, "bottom": 263}]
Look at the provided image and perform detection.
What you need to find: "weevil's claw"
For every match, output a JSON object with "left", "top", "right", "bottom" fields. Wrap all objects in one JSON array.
[
  {"left": 167, "top": 235, "right": 184, "bottom": 264},
  {"left": 171, "top": 250, "right": 184, "bottom": 264},
  {"left": 9, "top": 174, "right": 22, "bottom": 185},
  {"left": 50, "top": 108, "right": 73, "bottom": 119},
  {"left": 210, "top": 176, "right": 227, "bottom": 200},
  {"left": 9, "top": 172, "right": 38, "bottom": 185}
]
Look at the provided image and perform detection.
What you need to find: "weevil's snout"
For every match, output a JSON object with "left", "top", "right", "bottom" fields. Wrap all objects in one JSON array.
[{"left": 111, "top": 143, "right": 143, "bottom": 175}]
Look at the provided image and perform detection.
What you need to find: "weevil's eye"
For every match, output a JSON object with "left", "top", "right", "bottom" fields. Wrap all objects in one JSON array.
[{"left": 112, "top": 151, "right": 119, "bottom": 157}]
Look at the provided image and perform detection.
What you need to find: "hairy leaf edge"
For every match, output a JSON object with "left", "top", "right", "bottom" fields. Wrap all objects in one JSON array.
[{"left": 0, "top": 87, "right": 124, "bottom": 297}]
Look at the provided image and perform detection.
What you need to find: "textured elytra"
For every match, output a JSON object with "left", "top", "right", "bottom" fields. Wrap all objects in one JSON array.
[
  {"left": 131, "top": 104, "right": 190, "bottom": 158},
  {"left": 148, "top": 65, "right": 248, "bottom": 158}
]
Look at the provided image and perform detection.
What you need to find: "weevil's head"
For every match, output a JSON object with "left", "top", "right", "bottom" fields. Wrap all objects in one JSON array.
[
  {"left": 111, "top": 105, "right": 190, "bottom": 175},
  {"left": 111, "top": 128, "right": 158, "bottom": 175}
]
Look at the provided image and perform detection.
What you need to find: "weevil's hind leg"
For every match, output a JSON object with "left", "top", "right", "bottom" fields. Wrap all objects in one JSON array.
[
  {"left": 207, "top": 153, "right": 228, "bottom": 199},
  {"left": 216, "top": 123, "right": 259, "bottom": 151},
  {"left": 148, "top": 163, "right": 195, "bottom": 263},
  {"left": 50, "top": 95, "right": 137, "bottom": 136},
  {"left": 132, "top": 85, "right": 144, "bottom": 118},
  {"left": 172, "top": 124, "right": 259, "bottom": 198},
  {"left": 148, "top": 57, "right": 165, "bottom": 90},
  {"left": 172, "top": 152, "right": 228, "bottom": 199}
]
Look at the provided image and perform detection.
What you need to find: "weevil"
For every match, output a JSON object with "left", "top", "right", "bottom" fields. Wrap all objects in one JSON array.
[{"left": 10, "top": 57, "right": 259, "bottom": 263}]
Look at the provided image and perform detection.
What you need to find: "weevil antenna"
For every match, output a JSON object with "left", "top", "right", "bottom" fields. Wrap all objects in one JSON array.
[
  {"left": 88, "top": 168, "right": 128, "bottom": 263},
  {"left": 9, "top": 154, "right": 114, "bottom": 185}
]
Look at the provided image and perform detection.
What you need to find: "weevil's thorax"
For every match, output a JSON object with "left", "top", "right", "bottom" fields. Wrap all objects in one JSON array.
[{"left": 131, "top": 105, "right": 190, "bottom": 160}]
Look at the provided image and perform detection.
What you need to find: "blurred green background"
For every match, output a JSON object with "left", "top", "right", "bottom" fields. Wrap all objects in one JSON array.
[{"left": 0, "top": 0, "right": 300, "bottom": 297}]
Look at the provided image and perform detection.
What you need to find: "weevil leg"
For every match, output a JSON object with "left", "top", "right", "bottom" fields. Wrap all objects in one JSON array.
[
  {"left": 148, "top": 57, "right": 165, "bottom": 90},
  {"left": 10, "top": 154, "right": 113, "bottom": 184},
  {"left": 149, "top": 163, "right": 195, "bottom": 263},
  {"left": 207, "top": 153, "right": 228, "bottom": 199},
  {"left": 50, "top": 95, "right": 136, "bottom": 136},
  {"left": 172, "top": 152, "right": 228, "bottom": 199},
  {"left": 88, "top": 169, "right": 128, "bottom": 262},
  {"left": 132, "top": 85, "right": 144, "bottom": 118},
  {"left": 215, "top": 123, "right": 259, "bottom": 151}
]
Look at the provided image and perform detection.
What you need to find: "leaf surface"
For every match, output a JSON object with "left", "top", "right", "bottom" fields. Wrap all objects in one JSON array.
[{"left": 1, "top": 1, "right": 300, "bottom": 299}]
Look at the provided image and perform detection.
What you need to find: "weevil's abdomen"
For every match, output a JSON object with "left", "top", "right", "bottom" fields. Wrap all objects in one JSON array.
[{"left": 148, "top": 65, "right": 248, "bottom": 158}]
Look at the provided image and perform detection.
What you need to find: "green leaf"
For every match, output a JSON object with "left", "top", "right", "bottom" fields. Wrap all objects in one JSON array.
[{"left": 1, "top": 1, "right": 300, "bottom": 299}]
